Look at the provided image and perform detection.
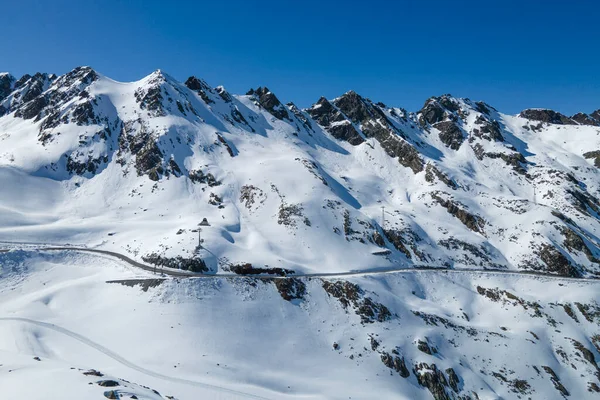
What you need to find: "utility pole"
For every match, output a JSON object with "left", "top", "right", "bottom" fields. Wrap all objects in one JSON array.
[
  {"left": 381, "top": 206, "right": 386, "bottom": 230},
  {"left": 533, "top": 183, "right": 537, "bottom": 204},
  {"left": 198, "top": 228, "right": 203, "bottom": 248}
]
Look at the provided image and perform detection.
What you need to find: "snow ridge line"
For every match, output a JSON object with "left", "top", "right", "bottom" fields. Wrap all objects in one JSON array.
[{"left": 0, "top": 317, "right": 272, "bottom": 400}]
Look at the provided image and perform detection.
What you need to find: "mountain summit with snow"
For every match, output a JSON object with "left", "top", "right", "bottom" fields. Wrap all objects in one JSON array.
[
  {"left": 2, "top": 67, "right": 600, "bottom": 400},
  {"left": 2, "top": 66, "right": 600, "bottom": 278}
]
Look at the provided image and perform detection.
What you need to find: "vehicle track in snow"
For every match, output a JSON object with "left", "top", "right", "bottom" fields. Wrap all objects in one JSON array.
[
  {"left": 1, "top": 243, "right": 599, "bottom": 283},
  {"left": 0, "top": 316, "right": 271, "bottom": 400}
]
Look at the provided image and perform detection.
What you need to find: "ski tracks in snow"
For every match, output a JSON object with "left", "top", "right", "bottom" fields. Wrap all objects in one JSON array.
[{"left": 0, "top": 317, "right": 271, "bottom": 400}]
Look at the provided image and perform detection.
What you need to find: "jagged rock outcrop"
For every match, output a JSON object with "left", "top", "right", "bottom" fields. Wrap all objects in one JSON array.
[
  {"left": 0, "top": 73, "right": 14, "bottom": 103},
  {"left": 519, "top": 108, "right": 576, "bottom": 125},
  {"left": 185, "top": 76, "right": 215, "bottom": 104},
  {"left": 248, "top": 87, "right": 290, "bottom": 120},
  {"left": 307, "top": 97, "right": 364, "bottom": 145},
  {"left": 332, "top": 91, "right": 423, "bottom": 172},
  {"left": 571, "top": 112, "right": 599, "bottom": 126}
]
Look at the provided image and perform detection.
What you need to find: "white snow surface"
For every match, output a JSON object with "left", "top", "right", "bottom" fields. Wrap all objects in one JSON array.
[
  {"left": 0, "top": 68, "right": 599, "bottom": 277},
  {"left": 0, "top": 249, "right": 598, "bottom": 399},
  {"left": 1, "top": 68, "right": 600, "bottom": 399}
]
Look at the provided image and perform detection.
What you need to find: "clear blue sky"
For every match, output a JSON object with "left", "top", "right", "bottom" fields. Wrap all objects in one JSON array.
[{"left": 1, "top": 0, "right": 597, "bottom": 114}]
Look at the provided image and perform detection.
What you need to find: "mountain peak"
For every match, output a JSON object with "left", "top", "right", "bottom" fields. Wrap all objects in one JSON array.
[
  {"left": 247, "top": 86, "right": 290, "bottom": 120},
  {"left": 0, "top": 73, "right": 15, "bottom": 102}
]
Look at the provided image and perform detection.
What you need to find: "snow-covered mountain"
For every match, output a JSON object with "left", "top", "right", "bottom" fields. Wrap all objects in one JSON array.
[
  {"left": 1, "top": 67, "right": 600, "bottom": 399},
  {"left": 1, "top": 66, "right": 600, "bottom": 278}
]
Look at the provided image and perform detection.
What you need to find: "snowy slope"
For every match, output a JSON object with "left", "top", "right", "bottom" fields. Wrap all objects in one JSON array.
[
  {"left": 1, "top": 67, "right": 600, "bottom": 278},
  {"left": 0, "top": 249, "right": 599, "bottom": 399}
]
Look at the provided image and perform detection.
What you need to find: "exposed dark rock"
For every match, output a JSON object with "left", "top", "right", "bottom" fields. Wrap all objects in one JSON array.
[
  {"left": 382, "top": 229, "right": 412, "bottom": 258},
  {"left": 307, "top": 97, "right": 346, "bottom": 126},
  {"left": 273, "top": 278, "right": 306, "bottom": 301},
  {"left": 370, "top": 335, "right": 380, "bottom": 351},
  {"left": 287, "top": 102, "right": 314, "bottom": 132},
  {"left": 484, "top": 151, "right": 527, "bottom": 174},
  {"left": 239, "top": 185, "right": 265, "bottom": 209},
  {"left": 438, "top": 238, "right": 500, "bottom": 268},
  {"left": 412, "top": 311, "right": 479, "bottom": 337},
  {"left": 106, "top": 279, "right": 165, "bottom": 292},
  {"left": 419, "top": 99, "right": 447, "bottom": 125},
  {"left": 414, "top": 363, "right": 451, "bottom": 400},
  {"left": 510, "top": 379, "right": 531, "bottom": 394},
  {"left": 431, "top": 194, "right": 485, "bottom": 234},
  {"left": 249, "top": 87, "right": 290, "bottom": 120},
  {"left": 583, "top": 150, "right": 600, "bottom": 168},
  {"left": 536, "top": 244, "right": 581, "bottom": 278},
  {"left": 472, "top": 116, "right": 504, "bottom": 142},
  {"left": 562, "top": 303, "right": 579, "bottom": 322},
  {"left": 334, "top": 91, "right": 423, "bottom": 173},
  {"left": 83, "top": 369, "right": 104, "bottom": 377},
  {"left": 425, "top": 164, "right": 458, "bottom": 189},
  {"left": 307, "top": 97, "right": 364, "bottom": 145},
  {"left": 104, "top": 390, "right": 119, "bottom": 399},
  {"left": 329, "top": 121, "right": 365, "bottom": 146},
  {"left": 71, "top": 101, "right": 97, "bottom": 125},
  {"left": 381, "top": 352, "right": 410, "bottom": 378},
  {"left": 357, "top": 297, "right": 392, "bottom": 323},
  {"left": 571, "top": 339, "right": 599, "bottom": 368},
  {"left": 97, "top": 380, "right": 120, "bottom": 387},
  {"left": 559, "top": 226, "right": 598, "bottom": 263},
  {"left": 189, "top": 169, "right": 221, "bottom": 186},
  {"left": 571, "top": 112, "right": 599, "bottom": 126},
  {"left": 135, "top": 84, "right": 165, "bottom": 117},
  {"left": 566, "top": 188, "right": 600, "bottom": 216},
  {"left": 371, "top": 231, "right": 385, "bottom": 247},
  {"left": 542, "top": 366, "right": 570, "bottom": 396},
  {"left": 278, "top": 202, "right": 309, "bottom": 228},
  {"left": 135, "top": 140, "right": 163, "bottom": 180},
  {"left": 322, "top": 280, "right": 392, "bottom": 323},
  {"left": 215, "top": 133, "right": 235, "bottom": 157},
  {"left": 333, "top": 90, "right": 374, "bottom": 123},
  {"left": 185, "top": 76, "right": 215, "bottom": 104},
  {"left": 380, "top": 352, "right": 393, "bottom": 368},
  {"left": 168, "top": 158, "right": 182, "bottom": 176},
  {"left": 216, "top": 86, "right": 232, "bottom": 102},
  {"left": 230, "top": 263, "right": 294, "bottom": 276},
  {"left": 574, "top": 302, "right": 600, "bottom": 323},
  {"left": 16, "top": 96, "right": 47, "bottom": 120},
  {"left": 142, "top": 253, "right": 207, "bottom": 272},
  {"left": 417, "top": 95, "right": 466, "bottom": 128},
  {"left": 476, "top": 286, "right": 547, "bottom": 320},
  {"left": 519, "top": 109, "right": 576, "bottom": 125},
  {"left": 445, "top": 368, "right": 460, "bottom": 393},
  {"left": 66, "top": 153, "right": 109, "bottom": 175},
  {"left": 0, "top": 73, "right": 14, "bottom": 103},
  {"left": 417, "top": 339, "right": 432, "bottom": 355},
  {"left": 208, "top": 192, "right": 223, "bottom": 207},
  {"left": 475, "top": 101, "right": 492, "bottom": 115},
  {"left": 435, "top": 121, "right": 464, "bottom": 150}
]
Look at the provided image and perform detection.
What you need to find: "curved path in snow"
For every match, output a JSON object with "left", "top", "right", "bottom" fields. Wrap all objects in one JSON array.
[
  {"left": 1, "top": 244, "right": 600, "bottom": 282},
  {"left": 0, "top": 316, "right": 271, "bottom": 400}
]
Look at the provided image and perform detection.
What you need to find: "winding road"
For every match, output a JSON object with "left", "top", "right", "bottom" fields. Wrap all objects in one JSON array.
[
  {"left": 0, "top": 242, "right": 598, "bottom": 399},
  {"left": 1, "top": 243, "right": 599, "bottom": 282}
]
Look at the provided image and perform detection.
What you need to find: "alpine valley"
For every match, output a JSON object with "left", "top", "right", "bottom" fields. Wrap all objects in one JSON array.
[{"left": 0, "top": 67, "right": 599, "bottom": 399}]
